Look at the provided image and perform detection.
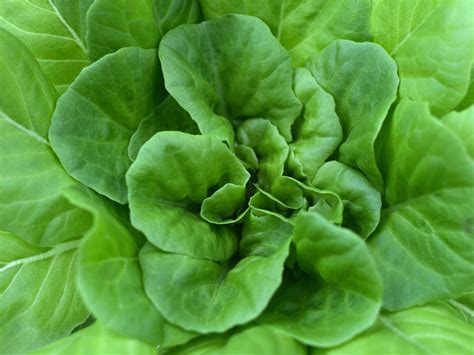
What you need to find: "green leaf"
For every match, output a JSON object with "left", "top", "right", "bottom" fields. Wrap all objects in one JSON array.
[
  {"left": 260, "top": 212, "right": 382, "bottom": 347},
  {"left": 290, "top": 68, "right": 342, "bottom": 181},
  {"left": 49, "top": 47, "right": 166, "bottom": 204},
  {"left": 456, "top": 66, "right": 474, "bottom": 111},
  {"left": 128, "top": 96, "right": 199, "bottom": 161},
  {"left": 51, "top": 0, "right": 94, "bottom": 45},
  {"left": 442, "top": 106, "right": 474, "bottom": 159},
  {"left": 0, "top": 0, "right": 89, "bottom": 94},
  {"left": 86, "top": 0, "right": 201, "bottom": 60},
  {"left": 159, "top": 14, "right": 302, "bottom": 143},
  {"left": 0, "top": 29, "right": 91, "bottom": 246},
  {"left": 313, "top": 161, "right": 381, "bottom": 238},
  {"left": 62, "top": 186, "right": 195, "bottom": 346},
  {"left": 163, "top": 325, "right": 307, "bottom": 355},
  {"left": 0, "top": 231, "right": 88, "bottom": 353},
  {"left": 139, "top": 212, "right": 292, "bottom": 333},
  {"left": 200, "top": 0, "right": 372, "bottom": 66},
  {"left": 236, "top": 118, "right": 289, "bottom": 190},
  {"left": 30, "top": 321, "right": 156, "bottom": 355},
  {"left": 314, "top": 303, "right": 474, "bottom": 355},
  {"left": 370, "top": 99, "right": 474, "bottom": 310},
  {"left": 308, "top": 40, "right": 398, "bottom": 190},
  {"left": 127, "top": 132, "right": 249, "bottom": 261},
  {"left": 372, "top": 0, "right": 474, "bottom": 116}
]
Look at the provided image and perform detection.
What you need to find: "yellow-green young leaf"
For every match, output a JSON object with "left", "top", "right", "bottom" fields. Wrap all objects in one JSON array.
[
  {"left": 370, "top": 99, "right": 474, "bottom": 310},
  {"left": 372, "top": 0, "right": 474, "bottom": 116},
  {"left": 162, "top": 325, "right": 307, "bottom": 355},
  {"left": 30, "top": 322, "right": 156, "bottom": 355},
  {"left": 313, "top": 161, "right": 381, "bottom": 238},
  {"left": 307, "top": 40, "right": 399, "bottom": 190},
  {"left": 159, "top": 14, "right": 302, "bottom": 144},
  {"left": 0, "top": 28, "right": 91, "bottom": 246},
  {"left": 200, "top": 0, "right": 372, "bottom": 66},
  {"left": 289, "top": 68, "right": 342, "bottom": 182},
  {"left": 86, "top": 0, "right": 201, "bottom": 60},
  {"left": 314, "top": 303, "right": 474, "bottom": 355},
  {"left": 0, "top": 232, "right": 88, "bottom": 353},
  {"left": 259, "top": 212, "right": 382, "bottom": 347},
  {"left": 0, "top": 0, "right": 90, "bottom": 94},
  {"left": 49, "top": 47, "right": 166, "bottom": 204},
  {"left": 236, "top": 118, "right": 289, "bottom": 191}
]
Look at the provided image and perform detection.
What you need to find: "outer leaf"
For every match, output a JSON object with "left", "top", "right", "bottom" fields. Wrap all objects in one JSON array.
[
  {"left": 0, "top": 232, "right": 88, "bottom": 353},
  {"left": 86, "top": 0, "right": 201, "bottom": 60},
  {"left": 200, "top": 0, "right": 372, "bottom": 66},
  {"left": 163, "top": 325, "right": 307, "bottom": 355},
  {"left": 308, "top": 40, "right": 398, "bottom": 190},
  {"left": 456, "top": 66, "right": 474, "bottom": 111},
  {"left": 372, "top": 0, "right": 474, "bottom": 116},
  {"left": 260, "top": 212, "right": 382, "bottom": 347},
  {"left": 0, "top": 0, "right": 89, "bottom": 93},
  {"left": 63, "top": 186, "right": 195, "bottom": 346},
  {"left": 290, "top": 68, "right": 342, "bottom": 181},
  {"left": 51, "top": 0, "right": 94, "bottom": 44},
  {"left": 30, "top": 322, "right": 156, "bottom": 355},
  {"left": 315, "top": 303, "right": 474, "bottom": 355},
  {"left": 370, "top": 99, "right": 474, "bottom": 310},
  {"left": 313, "top": 161, "right": 381, "bottom": 238},
  {"left": 49, "top": 47, "right": 166, "bottom": 204},
  {"left": 0, "top": 29, "right": 91, "bottom": 246},
  {"left": 159, "top": 14, "right": 302, "bottom": 143},
  {"left": 139, "top": 212, "right": 292, "bottom": 333},
  {"left": 128, "top": 96, "right": 199, "bottom": 161},
  {"left": 127, "top": 132, "right": 249, "bottom": 261},
  {"left": 442, "top": 106, "right": 474, "bottom": 159}
]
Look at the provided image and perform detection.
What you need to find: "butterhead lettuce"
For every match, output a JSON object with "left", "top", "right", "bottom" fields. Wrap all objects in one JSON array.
[{"left": 0, "top": 0, "right": 473, "bottom": 354}]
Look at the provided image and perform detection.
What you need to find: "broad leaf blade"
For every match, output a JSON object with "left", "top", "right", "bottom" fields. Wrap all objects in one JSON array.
[
  {"left": 372, "top": 0, "right": 474, "bottom": 116},
  {"left": 159, "top": 14, "right": 302, "bottom": 143},
  {"left": 315, "top": 303, "right": 474, "bottom": 355},
  {"left": 0, "top": 232, "right": 88, "bottom": 353},
  {"left": 49, "top": 47, "right": 166, "bottom": 204},
  {"left": 0, "top": 29, "right": 91, "bottom": 246},
  {"left": 308, "top": 40, "right": 399, "bottom": 190},
  {"left": 63, "top": 186, "right": 195, "bottom": 346},
  {"left": 370, "top": 99, "right": 474, "bottom": 310},
  {"left": 200, "top": 0, "right": 372, "bottom": 66},
  {"left": 0, "top": 0, "right": 89, "bottom": 93},
  {"left": 30, "top": 322, "right": 156, "bottom": 355}
]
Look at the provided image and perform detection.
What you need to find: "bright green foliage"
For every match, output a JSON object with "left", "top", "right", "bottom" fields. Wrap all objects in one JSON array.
[
  {"left": 159, "top": 14, "right": 302, "bottom": 143},
  {"left": 86, "top": 0, "right": 201, "bottom": 60},
  {"left": 164, "top": 325, "right": 307, "bottom": 355},
  {"left": 260, "top": 212, "right": 382, "bottom": 347},
  {"left": 315, "top": 303, "right": 474, "bottom": 354},
  {"left": 140, "top": 212, "right": 291, "bottom": 333},
  {"left": 0, "top": 232, "right": 88, "bottom": 353},
  {"left": 308, "top": 40, "right": 399, "bottom": 189},
  {"left": 0, "top": 0, "right": 473, "bottom": 353},
  {"left": 64, "top": 186, "right": 195, "bottom": 346},
  {"left": 369, "top": 99, "right": 474, "bottom": 310},
  {"left": 31, "top": 322, "right": 157, "bottom": 355},
  {"left": 127, "top": 132, "right": 249, "bottom": 261},
  {"left": 372, "top": 0, "right": 474, "bottom": 116},
  {"left": 0, "top": 29, "right": 91, "bottom": 247},
  {"left": 49, "top": 47, "right": 166, "bottom": 203},
  {"left": 0, "top": 0, "right": 90, "bottom": 93},
  {"left": 200, "top": 0, "right": 372, "bottom": 66}
]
